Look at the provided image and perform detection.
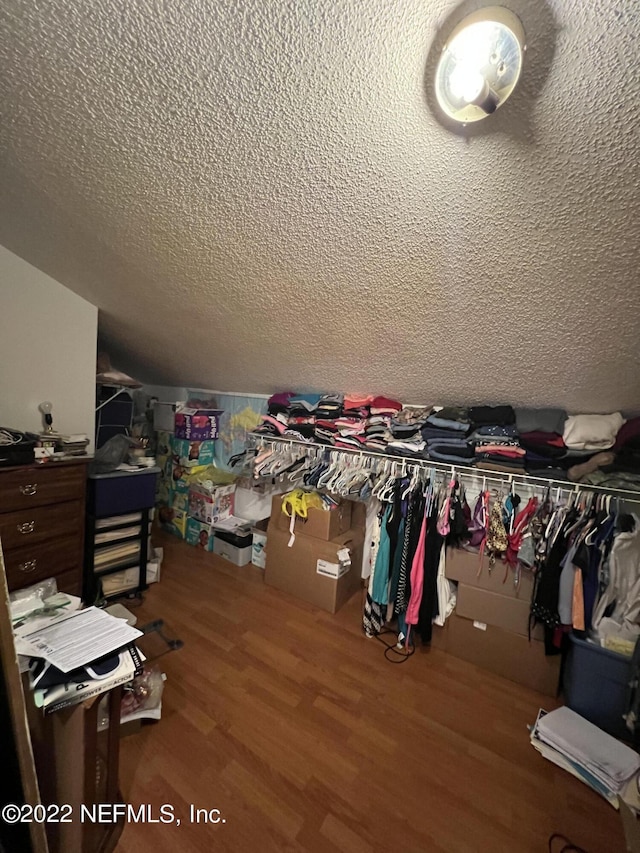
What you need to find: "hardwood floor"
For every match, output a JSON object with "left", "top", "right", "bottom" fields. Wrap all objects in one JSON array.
[{"left": 116, "top": 530, "right": 624, "bottom": 853}]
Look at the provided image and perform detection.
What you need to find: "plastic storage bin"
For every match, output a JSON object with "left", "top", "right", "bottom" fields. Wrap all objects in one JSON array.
[
  {"left": 88, "top": 469, "right": 160, "bottom": 517},
  {"left": 563, "top": 634, "right": 632, "bottom": 740}
]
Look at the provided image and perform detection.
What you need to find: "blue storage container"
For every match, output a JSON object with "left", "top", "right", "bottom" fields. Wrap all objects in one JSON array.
[
  {"left": 88, "top": 469, "right": 159, "bottom": 517},
  {"left": 563, "top": 634, "right": 632, "bottom": 740}
]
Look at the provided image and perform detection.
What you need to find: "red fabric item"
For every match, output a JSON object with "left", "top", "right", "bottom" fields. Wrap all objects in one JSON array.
[
  {"left": 614, "top": 416, "right": 640, "bottom": 450},
  {"left": 344, "top": 394, "right": 374, "bottom": 409},
  {"left": 370, "top": 396, "right": 402, "bottom": 412},
  {"left": 520, "top": 431, "right": 565, "bottom": 448}
]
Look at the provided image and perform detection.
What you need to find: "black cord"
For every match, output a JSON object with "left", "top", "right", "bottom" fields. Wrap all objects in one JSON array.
[
  {"left": 369, "top": 626, "right": 415, "bottom": 664},
  {"left": 548, "top": 832, "right": 588, "bottom": 853}
]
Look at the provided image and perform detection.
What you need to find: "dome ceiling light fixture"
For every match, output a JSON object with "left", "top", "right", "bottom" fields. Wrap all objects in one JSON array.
[{"left": 435, "top": 6, "right": 526, "bottom": 124}]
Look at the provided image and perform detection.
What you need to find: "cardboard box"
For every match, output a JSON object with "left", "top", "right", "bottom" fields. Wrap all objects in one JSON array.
[
  {"left": 251, "top": 518, "right": 269, "bottom": 569},
  {"left": 264, "top": 524, "right": 363, "bottom": 614},
  {"left": 171, "top": 437, "right": 216, "bottom": 468},
  {"left": 171, "top": 463, "right": 209, "bottom": 495},
  {"left": 174, "top": 407, "right": 223, "bottom": 441},
  {"left": 445, "top": 547, "right": 534, "bottom": 601},
  {"left": 188, "top": 483, "right": 236, "bottom": 524},
  {"left": 270, "top": 494, "right": 352, "bottom": 541},
  {"left": 456, "top": 583, "right": 535, "bottom": 638},
  {"left": 157, "top": 505, "right": 187, "bottom": 539},
  {"left": 185, "top": 517, "right": 215, "bottom": 551},
  {"left": 433, "top": 613, "right": 560, "bottom": 697}
]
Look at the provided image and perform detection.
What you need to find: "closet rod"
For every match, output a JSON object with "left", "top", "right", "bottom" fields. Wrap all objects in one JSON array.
[{"left": 247, "top": 433, "right": 640, "bottom": 503}]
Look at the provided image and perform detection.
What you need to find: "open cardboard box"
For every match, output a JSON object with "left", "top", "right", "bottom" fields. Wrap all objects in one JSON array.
[{"left": 270, "top": 494, "right": 352, "bottom": 541}]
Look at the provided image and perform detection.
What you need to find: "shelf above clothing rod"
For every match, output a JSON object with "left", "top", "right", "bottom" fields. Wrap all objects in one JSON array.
[{"left": 247, "top": 432, "right": 640, "bottom": 503}]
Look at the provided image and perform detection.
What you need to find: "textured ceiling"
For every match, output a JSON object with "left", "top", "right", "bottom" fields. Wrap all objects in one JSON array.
[{"left": 0, "top": 0, "right": 639, "bottom": 411}]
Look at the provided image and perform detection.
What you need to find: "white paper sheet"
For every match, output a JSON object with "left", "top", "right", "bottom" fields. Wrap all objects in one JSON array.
[{"left": 16, "top": 606, "right": 143, "bottom": 673}]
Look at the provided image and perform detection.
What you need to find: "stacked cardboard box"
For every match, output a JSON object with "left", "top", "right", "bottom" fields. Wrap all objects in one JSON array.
[
  {"left": 265, "top": 496, "right": 364, "bottom": 614},
  {"left": 154, "top": 410, "right": 222, "bottom": 539},
  {"left": 431, "top": 548, "right": 561, "bottom": 697}
]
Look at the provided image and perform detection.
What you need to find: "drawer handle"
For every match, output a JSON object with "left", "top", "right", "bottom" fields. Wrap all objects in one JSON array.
[
  {"left": 17, "top": 521, "right": 35, "bottom": 535},
  {"left": 19, "top": 560, "right": 37, "bottom": 573},
  {"left": 19, "top": 483, "right": 38, "bottom": 496}
]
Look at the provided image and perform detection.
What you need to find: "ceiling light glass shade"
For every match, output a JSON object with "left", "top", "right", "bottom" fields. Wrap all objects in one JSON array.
[{"left": 435, "top": 7, "right": 525, "bottom": 123}]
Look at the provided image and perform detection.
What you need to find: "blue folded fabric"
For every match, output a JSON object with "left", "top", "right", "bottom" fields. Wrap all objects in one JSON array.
[
  {"left": 421, "top": 425, "right": 470, "bottom": 441},
  {"left": 425, "top": 415, "right": 470, "bottom": 432},
  {"left": 427, "top": 445, "right": 475, "bottom": 464},
  {"left": 472, "top": 424, "right": 518, "bottom": 438},
  {"left": 425, "top": 437, "right": 471, "bottom": 448}
]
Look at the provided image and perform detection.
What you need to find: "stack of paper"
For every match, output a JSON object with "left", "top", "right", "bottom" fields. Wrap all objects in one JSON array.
[
  {"left": 531, "top": 707, "right": 640, "bottom": 809},
  {"left": 94, "top": 541, "right": 141, "bottom": 570},
  {"left": 15, "top": 606, "right": 144, "bottom": 714}
]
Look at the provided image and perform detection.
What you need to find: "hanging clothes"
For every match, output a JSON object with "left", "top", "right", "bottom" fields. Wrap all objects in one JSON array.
[
  {"left": 361, "top": 496, "right": 382, "bottom": 580},
  {"left": 387, "top": 484, "right": 407, "bottom": 620},
  {"left": 371, "top": 505, "right": 392, "bottom": 605},
  {"left": 405, "top": 503, "right": 428, "bottom": 627},
  {"left": 417, "top": 499, "right": 446, "bottom": 643},
  {"left": 531, "top": 505, "right": 576, "bottom": 654},
  {"left": 505, "top": 496, "right": 538, "bottom": 567},
  {"left": 486, "top": 496, "right": 509, "bottom": 567},
  {"left": 362, "top": 502, "right": 385, "bottom": 636},
  {"left": 433, "top": 547, "right": 456, "bottom": 627},
  {"left": 592, "top": 515, "right": 640, "bottom": 642},
  {"left": 395, "top": 489, "right": 423, "bottom": 617}
]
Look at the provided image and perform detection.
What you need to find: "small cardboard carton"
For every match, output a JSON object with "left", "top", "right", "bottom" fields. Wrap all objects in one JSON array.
[
  {"left": 157, "top": 505, "right": 187, "bottom": 539},
  {"left": 185, "top": 517, "right": 215, "bottom": 551},
  {"left": 265, "top": 523, "right": 363, "bottom": 614},
  {"left": 188, "top": 483, "right": 236, "bottom": 525},
  {"left": 171, "top": 437, "right": 216, "bottom": 468},
  {"left": 430, "top": 612, "right": 560, "bottom": 697},
  {"left": 445, "top": 546, "right": 534, "bottom": 601},
  {"left": 270, "top": 495, "right": 352, "bottom": 541},
  {"left": 251, "top": 517, "right": 269, "bottom": 569}
]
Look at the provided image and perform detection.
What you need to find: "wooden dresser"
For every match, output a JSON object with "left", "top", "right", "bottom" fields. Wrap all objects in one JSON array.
[{"left": 0, "top": 460, "right": 88, "bottom": 596}]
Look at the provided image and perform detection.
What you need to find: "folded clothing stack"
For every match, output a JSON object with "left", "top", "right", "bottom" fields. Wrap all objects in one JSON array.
[
  {"left": 387, "top": 406, "right": 431, "bottom": 457},
  {"left": 251, "top": 394, "right": 636, "bottom": 483},
  {"left": 420, "top": 407, "right": 473, "bottom": 464}
]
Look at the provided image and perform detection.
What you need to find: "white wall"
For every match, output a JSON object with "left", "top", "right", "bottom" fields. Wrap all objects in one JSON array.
[{"left": 0, "top": 245, "right": 98, "bottom": 448}]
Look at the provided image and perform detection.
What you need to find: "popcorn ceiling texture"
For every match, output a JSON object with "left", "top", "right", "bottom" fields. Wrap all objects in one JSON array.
[{"left": 0, "top": 0, "right": 638, "bottom": 412}]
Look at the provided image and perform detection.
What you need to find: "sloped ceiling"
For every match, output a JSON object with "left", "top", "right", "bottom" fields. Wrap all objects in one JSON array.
[{"left": 0, "top": 0, "right": 639, "bottom": 411}]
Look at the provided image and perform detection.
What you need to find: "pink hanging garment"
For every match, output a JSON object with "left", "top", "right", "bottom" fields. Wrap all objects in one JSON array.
[{"left": 405, "top": 510, "right": 428, "bottom": 626}]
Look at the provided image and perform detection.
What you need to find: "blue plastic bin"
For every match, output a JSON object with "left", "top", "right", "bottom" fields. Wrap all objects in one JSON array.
[{"left": 563, "top": 634, "right": 632, "bottom": 740}]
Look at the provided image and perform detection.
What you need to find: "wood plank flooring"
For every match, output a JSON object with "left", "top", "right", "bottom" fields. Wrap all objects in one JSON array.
[{"left": 115, "top": 531, "right": 625, "bottom": 853}]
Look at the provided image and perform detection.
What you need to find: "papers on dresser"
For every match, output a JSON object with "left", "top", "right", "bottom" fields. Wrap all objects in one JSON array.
[{"left": 15, "top": 606, "right": 142, "bottom": 673}]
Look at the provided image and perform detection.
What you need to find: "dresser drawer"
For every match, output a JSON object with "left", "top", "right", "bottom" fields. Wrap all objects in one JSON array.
[
  {"left": 3, "top": 535, "right": 81, "bottom": 590},
  {"left": 0, "top": 501, "right": 84, "bottom": 551},
  {"left": 0, "top": 464, "right": 85, "bottom": 512}
]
